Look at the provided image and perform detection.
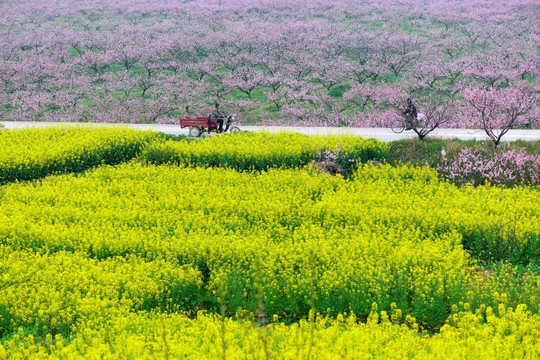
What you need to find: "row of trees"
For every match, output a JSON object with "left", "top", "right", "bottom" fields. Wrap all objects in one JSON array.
[{"left": 0, "top": 0, "right": 538, "bottom": 139}]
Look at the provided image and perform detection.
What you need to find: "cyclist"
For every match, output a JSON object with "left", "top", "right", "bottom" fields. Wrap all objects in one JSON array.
[{"left": 402, "top": 98, "right": 417, "bottom": 130}]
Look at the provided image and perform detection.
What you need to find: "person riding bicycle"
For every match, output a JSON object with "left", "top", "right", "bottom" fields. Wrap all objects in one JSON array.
[
  {"left": 402, "top": 98, "right": 417, "bottom": 131},
  {"left": 209, "top": 103, "right": 225, "bottom": 133}
]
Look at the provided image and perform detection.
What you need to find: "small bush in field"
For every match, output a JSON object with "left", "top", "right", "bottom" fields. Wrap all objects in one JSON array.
[{"left": 437, "top": 146, "right": 540, "bottom": 186}]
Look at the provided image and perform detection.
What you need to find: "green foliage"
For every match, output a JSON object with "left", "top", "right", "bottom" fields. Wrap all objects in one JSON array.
[{"left": 155, "top": 132, "right": 189, "bottom": 142}]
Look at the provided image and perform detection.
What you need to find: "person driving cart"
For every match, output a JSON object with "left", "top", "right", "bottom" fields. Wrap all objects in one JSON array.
[
  {"left": 209, "top": 103, "right": 225, "bottom": 133},
  {"left": 179, "top": 103, "right": 240, "bottom": 137}
]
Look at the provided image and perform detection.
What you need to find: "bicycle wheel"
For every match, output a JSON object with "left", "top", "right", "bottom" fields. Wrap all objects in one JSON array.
[{"left": 391, "top": 120, "right": 406, "bottom": 133}]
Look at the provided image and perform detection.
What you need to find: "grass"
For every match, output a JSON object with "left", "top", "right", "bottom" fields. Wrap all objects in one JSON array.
[{"left": 156, "top": 133, "right": 188, "bottom": 142}]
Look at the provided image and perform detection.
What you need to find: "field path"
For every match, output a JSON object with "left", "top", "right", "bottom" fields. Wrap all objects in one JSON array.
[{"left": 2, "top": 121, "right": 540, "bottom": 142}]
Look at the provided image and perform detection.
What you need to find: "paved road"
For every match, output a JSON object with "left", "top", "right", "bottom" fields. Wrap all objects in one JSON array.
[{"left": 2, "top": 121, "right": 540, "bottom": 142}]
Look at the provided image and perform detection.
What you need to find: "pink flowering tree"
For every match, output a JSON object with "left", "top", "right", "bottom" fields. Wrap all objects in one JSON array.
[
  {"left": 411, "top": 96, "right": 455, "bottom": 140},
  {"left": 462, "top": 83, "right": 538, "bottom": 146}
]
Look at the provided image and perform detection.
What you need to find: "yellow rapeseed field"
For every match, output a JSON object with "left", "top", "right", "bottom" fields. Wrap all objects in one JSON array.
[
  {"left": 0, "top": 129, "right": 538, "bottom": 358},
  {"left": 142, "top": 131, "right": 388, "bottom": 170},
  {"left": 1, "top": 307, "right": 539, "bottom": 359},
  {"left": 0, "top": 126, "right": 157, "bottom": 184}
]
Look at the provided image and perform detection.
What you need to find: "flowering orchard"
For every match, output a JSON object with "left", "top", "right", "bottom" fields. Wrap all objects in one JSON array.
[{"left": 0, "top": 0, "right": 538, "bottom": 131}]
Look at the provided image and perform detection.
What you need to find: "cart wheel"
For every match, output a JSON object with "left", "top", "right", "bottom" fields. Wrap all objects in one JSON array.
[
  {"left": 230, "top": 126, "right": 241, "bottom": 133},
  {"left": 189, "top": 127, "right": 202, "bottom": 138}
]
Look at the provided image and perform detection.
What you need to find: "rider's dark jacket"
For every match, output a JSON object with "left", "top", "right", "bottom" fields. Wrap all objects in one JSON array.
[
  {"left": 403, "top": 102, "right": 417, "bottom": 119},
  {"left": 210, "top": 108, "right": 225, "bottom": 121}
]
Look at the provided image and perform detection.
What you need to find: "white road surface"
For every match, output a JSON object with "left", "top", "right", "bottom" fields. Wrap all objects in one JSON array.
[{"left": 2, "top": 121, "right": 540, "bottom": 142}]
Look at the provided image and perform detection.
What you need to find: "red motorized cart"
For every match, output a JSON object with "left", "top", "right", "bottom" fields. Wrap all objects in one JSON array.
[{"left": 180, "top": 114, "right": 240, "bottom": 137}]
